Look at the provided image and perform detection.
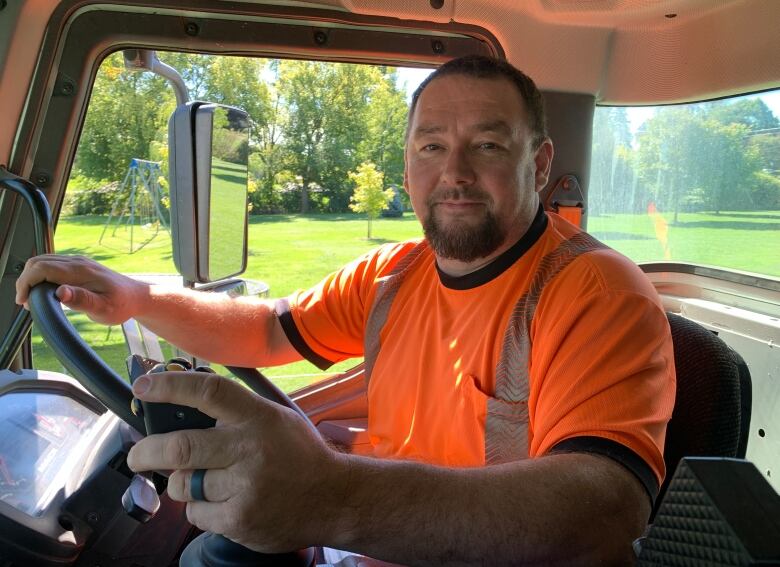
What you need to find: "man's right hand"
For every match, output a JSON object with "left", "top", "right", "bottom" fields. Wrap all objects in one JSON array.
[{"left": 15, "top": 254, "right": 148, "bottom": 325}]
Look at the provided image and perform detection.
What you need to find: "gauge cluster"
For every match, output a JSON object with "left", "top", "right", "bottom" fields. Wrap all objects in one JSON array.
[
  {"left": 0, "top": 369, "right": 127, "bottom": 565},
  {"left": 0, "top": 390, "right": 102, "bottom": 516}
]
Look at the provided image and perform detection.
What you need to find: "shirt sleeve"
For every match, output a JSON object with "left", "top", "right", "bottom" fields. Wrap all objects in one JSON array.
[
  {"left": 276, "top": 241, "right": 420, "bottom": 369},
  {"left": 528, "top": 254, "right": 676, "bottom": 492}
]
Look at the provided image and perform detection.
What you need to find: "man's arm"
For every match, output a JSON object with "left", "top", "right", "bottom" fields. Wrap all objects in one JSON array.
[
  {"left": 14, "top": 254, "right": 299, "bottom": 367},
  {"left": 324, "top": 451, "right": 648, "bottom": 566},
  {"left": 134, "top": 285, "right": 298, "bottom": 367},
  {"left": 128, "top": 371, "right": 650, "bottom": 566}
]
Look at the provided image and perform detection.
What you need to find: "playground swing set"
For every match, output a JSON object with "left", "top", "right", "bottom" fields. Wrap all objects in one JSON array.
[{"left": 99, "top": 158, "right": 169, "bottom": 253}]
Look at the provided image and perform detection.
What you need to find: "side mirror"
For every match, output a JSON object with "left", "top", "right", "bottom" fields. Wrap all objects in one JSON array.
[{"left": 168, "top": 102, "right": 250, "bottom": 283}]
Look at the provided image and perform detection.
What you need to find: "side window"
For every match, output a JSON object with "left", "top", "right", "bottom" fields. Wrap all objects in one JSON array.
[
  {"left": 588, "top": 90, "right": 780, "bottom": 278},
  {"left": 33, "top": 52, "right": 430, "bottom": 393}
]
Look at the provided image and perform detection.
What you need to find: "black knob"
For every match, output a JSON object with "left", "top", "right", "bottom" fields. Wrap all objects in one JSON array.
[{"left": 122, "top": 475, "right": 160, "bottom": 523}]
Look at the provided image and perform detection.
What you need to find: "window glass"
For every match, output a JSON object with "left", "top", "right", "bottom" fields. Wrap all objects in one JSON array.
[
  {"left": 33, "top": 52, "right": 429, "bottom": 392},
  {"left": 588, "top": 90, "right": 780, "bottom": 277}
]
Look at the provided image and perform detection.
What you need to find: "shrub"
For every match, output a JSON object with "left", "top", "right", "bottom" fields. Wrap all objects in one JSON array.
[{"left": 62, "top": 175, "right": 121, "bottom": 215}]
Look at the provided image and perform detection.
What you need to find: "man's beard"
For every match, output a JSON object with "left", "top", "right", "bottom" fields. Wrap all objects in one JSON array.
[{"left": 422, "top": 188, "right": 506, "bottom": 262}]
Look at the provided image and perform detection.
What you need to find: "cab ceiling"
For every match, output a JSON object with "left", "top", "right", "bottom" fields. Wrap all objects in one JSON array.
[{"left": 269, "top": 0, "right": 780, "bottom": 104}]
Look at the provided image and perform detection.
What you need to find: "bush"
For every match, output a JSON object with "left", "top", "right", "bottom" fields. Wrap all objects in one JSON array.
[
  {"left": 275, "top": 177, "right": 327, "bottom": 214},
  {"left": 749, "top": 171, "right": 780, "bottom": 210},
  {"left": 62, "top": 175, "right": 121, "bottom": 215}
]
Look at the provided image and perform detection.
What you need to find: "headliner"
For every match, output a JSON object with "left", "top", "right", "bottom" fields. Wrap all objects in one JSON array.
[{"left": 263, "top": 0, "right": 780, "bottom": 104}]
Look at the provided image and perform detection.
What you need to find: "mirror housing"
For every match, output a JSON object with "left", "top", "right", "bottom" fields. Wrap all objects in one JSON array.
[{"left": 168, "top": 102, "right": 250, "bottom": 283}]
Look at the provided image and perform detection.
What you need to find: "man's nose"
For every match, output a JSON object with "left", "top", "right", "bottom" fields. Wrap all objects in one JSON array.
[{"left": 440, "top": 146, "right": 476, "bottom": 186}]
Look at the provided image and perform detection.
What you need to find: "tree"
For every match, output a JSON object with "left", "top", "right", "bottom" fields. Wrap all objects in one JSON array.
[
  {"left": 637, "top": 107, "right": 761, "bottom": 219},
  {"left": 279, "top": 61, "right": 404, "bottom": 213},
  {"left": 317, "top": 64, "right": 381, "bottom": 211},
  {"left": 277, "top": 61, "right": 329, "bottom": 213},
  {"left": 359, "top": 68, "right": 408, "bottom": 191},
  {"left": 348, "top": 162, "right": 393, "bottom": 239},
  {"left": 636, "top": 108, "right": 704, "bottom": 222},
  {"left": 589, "top": 107, "right": 639, "bottom": 215},
  {"left": 749, "top": 132, "right": 780, "bottom": 174},
  {"left": 75, "top": 53, "right": 175, "bottom": 182},
  {"left": 202, "top": 57, "right": 271, "bottom": 130},
  {"left": 249, "top": 61, "right": 290, "bottom": 213},
  {"left": 704, "top": 98, "right": 779, "bottom": 132},
  {"left": 694, "top": 121, "right": 757, "bottom": 213}
]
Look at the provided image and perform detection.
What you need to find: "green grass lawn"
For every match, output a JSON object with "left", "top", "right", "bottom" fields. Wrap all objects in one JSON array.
[
  {"left": 34, "top": 209, "right": 779, "bottom": 391},
  {"left": 588, "top": 210, "right": 780, "bottom": 275}
]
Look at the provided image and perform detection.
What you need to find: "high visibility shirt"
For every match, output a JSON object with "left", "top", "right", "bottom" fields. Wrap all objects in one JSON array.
[{"left": 276, "top": 207, "right": 675, "bottom": 499}]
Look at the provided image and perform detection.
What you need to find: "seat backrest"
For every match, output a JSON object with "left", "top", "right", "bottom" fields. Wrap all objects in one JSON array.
[{"left": 653, "top": 313, "right": 753, "bottom": 519}]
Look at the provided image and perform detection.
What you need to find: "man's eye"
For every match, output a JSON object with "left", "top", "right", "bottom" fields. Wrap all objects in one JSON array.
[
  {"left": 422, "top": 144, "right": 441, "bottom": 151},
  {"left": 478, "top": 142, "right": 499, "bottom": 150}
]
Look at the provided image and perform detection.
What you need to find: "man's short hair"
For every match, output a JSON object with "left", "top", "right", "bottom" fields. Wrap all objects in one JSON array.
[{"left": 408, "top": 55, "right": 548, "bottom": 148}]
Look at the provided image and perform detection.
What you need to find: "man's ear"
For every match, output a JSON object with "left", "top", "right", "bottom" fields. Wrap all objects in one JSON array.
[{"left": 533, "top": 138, "right": 554, "bottom": 193}]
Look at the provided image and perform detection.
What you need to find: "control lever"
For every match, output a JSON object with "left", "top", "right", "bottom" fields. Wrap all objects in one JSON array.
[
  {"left": 128, "top": 355, "right": 217, "bottom": 435},
  {"left": 122, "top": 355, "right": 217, "bottom": 524}
]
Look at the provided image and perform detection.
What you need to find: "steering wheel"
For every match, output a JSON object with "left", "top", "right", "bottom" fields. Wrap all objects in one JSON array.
[{"left": 28, "top": 282, "right": 317, "bottom": 567}]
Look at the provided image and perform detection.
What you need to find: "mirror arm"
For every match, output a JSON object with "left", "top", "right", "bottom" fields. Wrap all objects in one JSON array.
[{"left": 123, "top": 49, "right": 190, "bottom": 106}]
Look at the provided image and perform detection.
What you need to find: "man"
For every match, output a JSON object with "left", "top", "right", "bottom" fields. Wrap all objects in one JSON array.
[{"left": 16, "top": 55, "right": 675, "bottom": 565}]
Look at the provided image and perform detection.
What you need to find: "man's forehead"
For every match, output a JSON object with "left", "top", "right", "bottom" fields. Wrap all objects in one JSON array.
[
  {"left": 413, "top": 119, "right": 516, "bottom": 137},
  {"left": 411, "top": 75, "right": 527, "bottom": 129}
]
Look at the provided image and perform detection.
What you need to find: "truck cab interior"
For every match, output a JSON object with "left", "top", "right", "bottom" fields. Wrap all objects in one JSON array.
[{"left": 0, "top": 1, "right": 778, "bottom": 565}]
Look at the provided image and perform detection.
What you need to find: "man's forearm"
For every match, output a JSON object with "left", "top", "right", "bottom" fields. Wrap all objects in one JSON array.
[
  {"left": 323, "top": 452, "right": 649, "bottom": 566},
  {"left": 133, "top": 285, "right": 296, "bottom": 367}
]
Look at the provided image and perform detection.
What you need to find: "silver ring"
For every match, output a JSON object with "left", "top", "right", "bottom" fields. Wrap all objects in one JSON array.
[{"left": 191, "top": 468, "right": 208, "bottom": 501}]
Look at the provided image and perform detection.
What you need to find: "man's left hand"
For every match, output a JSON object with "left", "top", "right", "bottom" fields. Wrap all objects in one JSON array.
[{"left": 126, "top": 370, "right": 347, "bottom": 552}]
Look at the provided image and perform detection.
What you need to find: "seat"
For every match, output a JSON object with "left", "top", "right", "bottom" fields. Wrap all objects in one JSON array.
[{"left": 652, "top": 312, "right": 753, "bottom": 519}]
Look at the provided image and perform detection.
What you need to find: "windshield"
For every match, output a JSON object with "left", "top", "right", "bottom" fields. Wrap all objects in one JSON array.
[{"left": 588, "top": 90, "right": 780, "bottom": 277}]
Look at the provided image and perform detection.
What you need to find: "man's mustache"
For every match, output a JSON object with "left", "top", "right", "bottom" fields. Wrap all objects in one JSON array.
[{"left": 427, "top": 187, "right": 493, "bottom": 207}]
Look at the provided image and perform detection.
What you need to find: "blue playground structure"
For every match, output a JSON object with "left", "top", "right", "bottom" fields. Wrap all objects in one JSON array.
[{"left": 99, "top": 158, "right": 169, "bottom": 253}]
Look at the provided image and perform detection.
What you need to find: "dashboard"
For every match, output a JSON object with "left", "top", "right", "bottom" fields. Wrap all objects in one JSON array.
[{"left": 0, "top": 369, "right": 189, "bottom": 566}]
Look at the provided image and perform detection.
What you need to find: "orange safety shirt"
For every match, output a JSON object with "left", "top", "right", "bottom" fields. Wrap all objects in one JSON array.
[{"left": 276, "top": 207, "right": 675, "bottom": 499}]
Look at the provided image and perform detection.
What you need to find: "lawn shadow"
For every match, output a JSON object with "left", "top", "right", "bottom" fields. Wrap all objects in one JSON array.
[
  {"left": 248, "top": 213, "right": 420, "bottom": 224},
  {"left": 55, "top": 247, "right": 116, "bottom": 261},
  {"left": 674, "top": 221, "right": 780, "bottom": 231},
  {"left": 306, "top": 214, "right": 368, "bottom": 222},
  {"left": 590, "top": 232, "right": 655, "bottom": 241},
  {"left": 248, "top": 215, "right": 294, "bottom": 224},
  {"left": 213, "top": 172, "right": 246, "bottom": 185},
  {"left": 365, "top": 238, "right": 395, "bottom": 244},
  {"left": 57, "top": 215, "right": 109, "bottom": 225},
  {"left": 703, "top": 212, "right": 780, "bottom": 221},
  {"left": 249, "top": 214, "right": 362, "bottom": 224}
]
